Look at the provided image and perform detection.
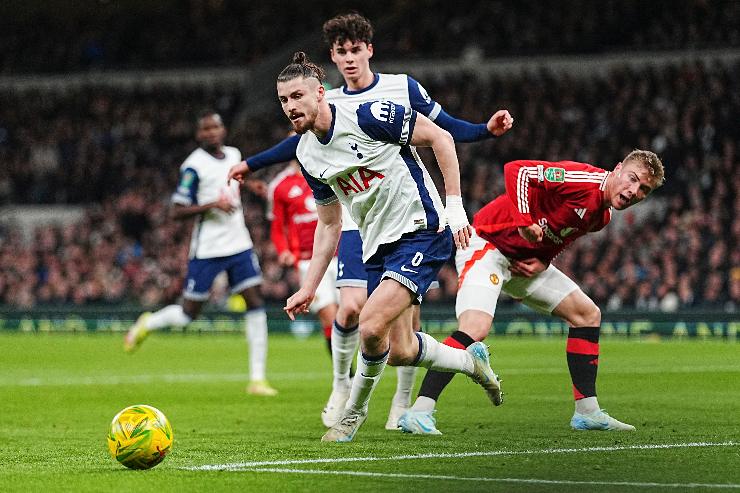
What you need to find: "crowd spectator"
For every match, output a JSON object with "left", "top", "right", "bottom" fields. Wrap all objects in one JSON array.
[
  {"left": 0, "top": 58, "right": 737, "bottom": 311},
  {"left": 375, "top": 0, "right": 740, "bottom": 59},
  {"left": 1, "top": 1, "right": 738, "bottom": 74}
]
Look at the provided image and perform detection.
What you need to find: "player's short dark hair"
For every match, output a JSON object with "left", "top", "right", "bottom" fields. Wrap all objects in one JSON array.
[
  {"left": 322, "top": 12, "right": 373, "bottom": 47},
  {"left": 196, "top": 110, "right": 223, "bottom": 126},
  {"left": 277, "top": 52, "right": 326, "bottom": 83}
]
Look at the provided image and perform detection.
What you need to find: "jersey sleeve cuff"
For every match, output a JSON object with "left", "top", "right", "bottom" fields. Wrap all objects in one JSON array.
[{"left": 316, "top": 196, "right": 339, "bottom": 206}]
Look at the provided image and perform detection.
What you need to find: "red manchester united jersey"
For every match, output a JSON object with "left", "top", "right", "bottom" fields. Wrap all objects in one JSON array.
[
  {"left": 267, "top": 166, "right": 319, "bottom": 261},
  {"left": 474, "top": 160, "right": 612, "bottom": 262}
]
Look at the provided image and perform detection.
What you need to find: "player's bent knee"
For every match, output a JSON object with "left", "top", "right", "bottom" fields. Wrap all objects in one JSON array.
[
  {"left": 339, "top": 291, "right": 365, "bottom": 318},
  {"left": 359, "top": 330, "right": 387, "bottom": 354},
  {"left": 336, "top": 311, "right": 359, "bottom": 329},
  {"left": 589, "top": 304, "right": 602, "bottom": 326},
  {"left": 342, "top": 300, "right": 363, "bottom": 318},
  {"left": 569, "top": 302, "right": 601, "bottom": 327},
  {"left": 458, "top": 310, "right": 494, "bottom": 341},
  {"left": 554, "top": 290, "right": 602, "bottom": 327}
]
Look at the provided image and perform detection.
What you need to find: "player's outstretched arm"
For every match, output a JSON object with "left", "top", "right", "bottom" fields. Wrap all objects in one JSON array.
[
  {"left": 408, "top": 77, "right": 513, "bottom": 142},
  {"left": 409, "top": 114, "right": 472, "bottom": 249},
  {"left": 228, "top": 135, "right": 301, "bottom": 185},
  {"left": 430, "top": 108, "right": 490, "bottom": 143},
  {"left": 284, "top": 200, "right": 342, "bottom": 320},
  {"left": 431, "top": 108, "right": 514, "bottom": 141}
]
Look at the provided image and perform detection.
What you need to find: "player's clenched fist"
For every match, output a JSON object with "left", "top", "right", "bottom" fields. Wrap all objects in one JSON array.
[{"left": 487, "top": 109, "right": 514, "bottom": 137}]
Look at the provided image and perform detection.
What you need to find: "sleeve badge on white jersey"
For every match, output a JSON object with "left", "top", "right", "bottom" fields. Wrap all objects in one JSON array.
[{"left": 370, "top": 101, "right": 397, "bottom": 124}]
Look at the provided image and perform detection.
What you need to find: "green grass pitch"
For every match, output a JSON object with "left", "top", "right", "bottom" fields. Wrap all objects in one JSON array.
[{"left": 1, "top": 332, "right": 738, "bottom": 492}]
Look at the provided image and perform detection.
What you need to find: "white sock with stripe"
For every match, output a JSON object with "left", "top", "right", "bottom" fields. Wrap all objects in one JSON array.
[
  {"left": 331, "top": 321, "right": 359, "bottom": 390},
  {"left": 414, "top": 332, "right": 474, "bottom": 375},
  {"left": 346, "top": 349, "right": 388, "bottom": 414}
]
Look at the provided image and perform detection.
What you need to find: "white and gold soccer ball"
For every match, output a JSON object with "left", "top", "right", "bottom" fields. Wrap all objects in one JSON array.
[{"left": 107, "top": 404, "right": 173, "bottom": 470}]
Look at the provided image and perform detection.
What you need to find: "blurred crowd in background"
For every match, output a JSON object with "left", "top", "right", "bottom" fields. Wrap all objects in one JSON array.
[
  {"left": 0, "top": 1, "right": 737, "bottom": 312},
  {"left": 2, "top": 0, "right": 738, "bottom": 73}
]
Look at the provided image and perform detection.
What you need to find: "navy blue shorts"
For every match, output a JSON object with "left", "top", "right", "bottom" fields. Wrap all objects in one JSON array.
[
  {"left": 365, "top": 228, "right": 452, "bottom": 304},
  {"left": 183, "top": 249, "right": 262, "bottom": 301},
  {"left": 336, "top": 230, "right": 368, "bottom": 288}
]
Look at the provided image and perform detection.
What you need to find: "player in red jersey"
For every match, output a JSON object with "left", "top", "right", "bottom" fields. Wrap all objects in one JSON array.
[
  {"left": 267, "top": 160, "right": 339, "bottom": 353},
  {"left": 399, "top": 150, "right": 665, "bottom": 434}
]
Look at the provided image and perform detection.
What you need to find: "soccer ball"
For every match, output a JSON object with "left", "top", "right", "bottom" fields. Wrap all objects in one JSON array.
[{"left": 107, "top": 404, "right": 173, "bottom": 470}]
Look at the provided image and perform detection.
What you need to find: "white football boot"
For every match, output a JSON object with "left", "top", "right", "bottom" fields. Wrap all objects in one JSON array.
[{"left": 571, "top": 409, "right": 636, "bottom": 431}]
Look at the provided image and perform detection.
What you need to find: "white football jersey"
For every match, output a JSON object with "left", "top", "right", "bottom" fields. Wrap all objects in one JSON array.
[
  {"left": 325, "top": 73, "right": 442, "bottom": 231},
  {"left": 297, "top": 101, "right": 446, "bottom": 262},
  {"left": 172, "top": 146, "right": 253, "bottom": 259}
]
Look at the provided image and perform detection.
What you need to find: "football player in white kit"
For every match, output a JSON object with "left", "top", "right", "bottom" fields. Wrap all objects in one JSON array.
[
  {"left": 231, "top": 52, "right": 502, "bottom": 443},
  {"left": 124, "top": 111, "right": 277, "bottom": 397},
  {"left": 231, "top": 13, "right": 513, "bottom": 430}
]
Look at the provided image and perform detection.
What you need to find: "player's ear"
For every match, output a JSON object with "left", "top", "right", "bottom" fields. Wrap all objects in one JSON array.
[{"left": 367, "top": 43, "right": 374, "bottom": 59}]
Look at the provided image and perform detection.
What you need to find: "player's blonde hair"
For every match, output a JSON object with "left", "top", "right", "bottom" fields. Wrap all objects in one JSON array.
[
  {"left": 622, "top": 149, "right": 665, "bottom": 187},
  {"left": 277, "top": 52, "right": 326, "bottom": 83}
]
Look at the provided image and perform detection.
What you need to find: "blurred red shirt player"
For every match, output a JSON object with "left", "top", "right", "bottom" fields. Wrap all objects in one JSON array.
[{"left": 267, "top": 161, "right": 339, "bottom": 350}]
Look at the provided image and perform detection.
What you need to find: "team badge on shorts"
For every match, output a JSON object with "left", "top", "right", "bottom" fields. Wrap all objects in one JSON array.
[{"left": 489, "top": 273, "right": 499, "bottom": 285}]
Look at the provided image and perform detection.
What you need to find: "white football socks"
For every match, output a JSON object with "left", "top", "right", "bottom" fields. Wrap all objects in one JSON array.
[
  {"left": 331, "top": 322, "right": 359, "bottom": 390},
  {"left": 245, "top": 309, "right": 268, "bottom": 382},
  {"left": 410, "top": 396, "right": 437, "bottom": 412},
  {"left": 575, "top": 396, "right": 600, "bottom": 415},
  {"left": 346, "top": 350, "right": 388, "bottom": 414},
  {"left": 414, "top": 332, "right": 474, "bottom": 375},
  {"left": 145, "top": 304, "right": 192, "bottom": 330},
  {"left": 392, "top": 366, "right": 418, "bottom": 408}
]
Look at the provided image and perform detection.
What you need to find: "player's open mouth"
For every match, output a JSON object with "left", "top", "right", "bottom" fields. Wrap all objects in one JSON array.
[
  {"left": 618, "top": 194, "right": 630, "bottom": 206},
  {"left": 290, "top": 114, "right": 303, "bottom": 121}
]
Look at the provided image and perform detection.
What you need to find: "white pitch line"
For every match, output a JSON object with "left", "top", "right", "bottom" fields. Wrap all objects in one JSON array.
[
  {"left": 3, "top": 364, "right": 739, "bottom": 387},
  {"left": 245, "top": 468, "right": 740, "bottom": 489},
  {"left": 184, "top": 441, "right": 738, "bottom": 471}
]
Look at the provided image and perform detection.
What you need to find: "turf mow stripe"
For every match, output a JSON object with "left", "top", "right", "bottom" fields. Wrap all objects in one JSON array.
[
  {"left": 3, "top": 363, "right": 739, "bottom": 387},
  {"left": 0, "top": 371, "right": 327, "bottom": 387},
  {"left": 243, "top": 468, "right": 740, "bottom": 489}
]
